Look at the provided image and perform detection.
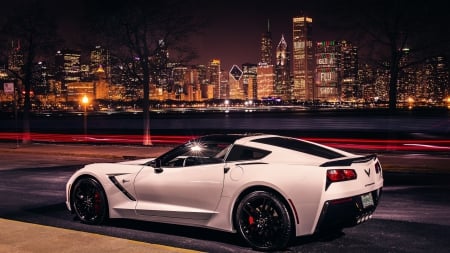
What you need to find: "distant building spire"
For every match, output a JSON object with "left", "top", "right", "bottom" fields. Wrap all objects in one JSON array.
[
  {"left": 276, "top": 34, "right": 288, "bottom": 65},
  {"left": 275, "top": 34, "right": 290, "bottom": 100},
  {"left": 96, "top": 64, "right": 105, "bottom": 73}
]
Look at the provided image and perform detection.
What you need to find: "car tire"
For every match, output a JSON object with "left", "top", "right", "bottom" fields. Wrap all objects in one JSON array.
[
  {"left": 235, "top": 190, "right": 293, "bottom": 251},
  {"left": 71, "top": 177, "right": 108, "bottom": 225}
]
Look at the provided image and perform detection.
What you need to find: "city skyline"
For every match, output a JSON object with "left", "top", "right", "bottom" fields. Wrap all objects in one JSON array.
[
  {"left": 2, "top": 0, "right": 449, "bottom": 71},
  {"left": 1, "top": 1, "right": 449, "bottom": 106},
  {"left": 62, "top": 1, "right": 339, "bottom": 70},
  {"left": 2, "top": 0, "right": 448, "bottom": 147}
]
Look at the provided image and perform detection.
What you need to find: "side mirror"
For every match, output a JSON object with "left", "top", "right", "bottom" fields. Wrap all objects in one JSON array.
[{"left": 149, "top": 159, "right": 163, "bottom": 173}]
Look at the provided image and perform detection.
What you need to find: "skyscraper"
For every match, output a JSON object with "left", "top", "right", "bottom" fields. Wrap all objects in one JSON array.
[
  {"left": 260, "top": 19, "right": 273, "bottom": 65},
  {"left": 242, "top": 63, "right": 258, "bottom": 100},
  {"left": 90, "top": 45, "right": 110, "bottom": 82},
  {"left": 292, "top": 16, "right": 314, "bottom": 101},
  {"left": 315, "top": 40, "right": 339, "bottom": 102},
  {"left": 339, "top": 40, "right": 359, "bottom": 101},
  {"left": 207, "top": 59, "right": 221, "bottom": 99},
  {"left": 151, "top": 39, "right": 169, "bottom": 90},
  {"left": 8, "top": 40, "right": 23, "bottom": 73},
  {"left": 33, "top": 61, "right": 50, "bottom": 95},
  {"left": 257, "top": 63, "right": 275, "bottom": 99},
  {"left": 275, "top": 34, "right": 291, "bottom": 101},
  {"left": 229, "top": 65, "right": 244, "bottom": 100},
  {"left": 258, "top": 20, "right": 275, "bottom": 101},
  {"left": 55, "top": 49, "right": 82, "bottom": 92}
]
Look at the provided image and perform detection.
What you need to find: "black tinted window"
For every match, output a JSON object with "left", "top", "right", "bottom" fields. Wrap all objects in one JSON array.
[
  {"left": 252, "top": 137, "right": 344, "bottom": 159},
  {"left": 226, "top": 145, "right": 271, "bottom": 162}
]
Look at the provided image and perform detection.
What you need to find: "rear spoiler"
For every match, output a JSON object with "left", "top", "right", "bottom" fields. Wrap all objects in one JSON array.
[{"left": 320, "top": 154, "right": 377, "bottom": 167}]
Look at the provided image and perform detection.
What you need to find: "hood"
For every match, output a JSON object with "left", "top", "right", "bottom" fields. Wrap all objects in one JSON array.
[{"left": 118, "top": 157, "right": 156, "bottom": 165}]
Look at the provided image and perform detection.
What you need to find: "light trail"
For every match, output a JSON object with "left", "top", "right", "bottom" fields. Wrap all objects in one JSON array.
[{"left": 0, "top": 132, "right": 449, "bottom": 152}]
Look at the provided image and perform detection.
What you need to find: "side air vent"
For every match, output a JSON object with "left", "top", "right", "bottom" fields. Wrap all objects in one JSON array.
[{"left": 108, "top": 176, "right": 136, "bottom": 201}]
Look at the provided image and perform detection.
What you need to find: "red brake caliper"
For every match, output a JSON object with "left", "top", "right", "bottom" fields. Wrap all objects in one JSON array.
[
  {"left": 248, "top": 216, "right": 255, "bottom": 225},
  {"left": 94, "top": 192, "right": 101, "bottom": 214}
]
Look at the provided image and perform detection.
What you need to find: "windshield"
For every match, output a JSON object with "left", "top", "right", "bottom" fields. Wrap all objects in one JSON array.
[{"left": 155, "top": 139, "right": 233, "bottom": 167}]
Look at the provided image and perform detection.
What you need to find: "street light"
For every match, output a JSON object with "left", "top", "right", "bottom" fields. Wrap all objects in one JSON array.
[
  {"left": 407, "top": 97, "right": 414, "bottom": 110},
  {"left": 224, "top": 99, "right": 230, "bottom": 113},
  {"left": 82, "top": 95, "right": 89, "bottom": 139}
]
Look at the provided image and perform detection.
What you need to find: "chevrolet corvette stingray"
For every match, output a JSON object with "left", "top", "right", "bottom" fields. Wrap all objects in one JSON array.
[{"left": 66, "top": 133, "right": 383, "bottom": 251}]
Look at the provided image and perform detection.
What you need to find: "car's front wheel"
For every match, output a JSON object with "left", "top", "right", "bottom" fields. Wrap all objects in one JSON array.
[
  {"left": 235, "top": 191, "right": 293, "bottom": 251},
  {"left": 71, "top": 177, "right": 108, "bottom": 225}
]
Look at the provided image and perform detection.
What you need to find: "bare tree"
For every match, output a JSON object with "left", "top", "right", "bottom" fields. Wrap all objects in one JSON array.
[
  {"left": 83, "top": 0, "right": 200, "bottom": 145},
  {"left": 329, "top": 0, "right": 450, "bottom": 110},
  {"left": 0, "top": 0, "right": 59, "bottom": 144}
]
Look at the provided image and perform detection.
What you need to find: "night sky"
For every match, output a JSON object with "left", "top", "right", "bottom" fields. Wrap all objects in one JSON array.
[
  {"left": 5, "top": 0, "right": 449, "bottom": 71},
  {"left": 185, "top": 0, "right": 341, "bottom": 70},
  {"left": 192, "top": 0, "right": 448, "bottom": 71}
]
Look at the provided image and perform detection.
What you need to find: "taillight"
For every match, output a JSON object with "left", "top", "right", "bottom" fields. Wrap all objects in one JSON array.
[
  {"left": 375, "top": 162, "right": 382, "bottom": 174},
  {"left": 326, "top": 169, "right": 357, "bottom": 190},
  {"left": 327, "top": 169, "right": 357, "bottom": 182}
]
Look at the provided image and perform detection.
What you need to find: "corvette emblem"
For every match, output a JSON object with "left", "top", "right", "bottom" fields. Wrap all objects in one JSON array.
[{"left": 364, "top": 168, "right": 371, "bottom": 177}]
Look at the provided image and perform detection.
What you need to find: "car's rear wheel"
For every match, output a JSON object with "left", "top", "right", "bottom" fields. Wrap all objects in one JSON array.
[
  {"left": 71, "top": 177, "right": 108, "bottom": 225},
  {"left": 235, "top": 191, "right": 293, "bottom": 251}
]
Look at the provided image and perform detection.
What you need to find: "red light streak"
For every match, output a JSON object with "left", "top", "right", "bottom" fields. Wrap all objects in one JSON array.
[{"left": 0, "top": 132, "right": 449, "bottom": 152}]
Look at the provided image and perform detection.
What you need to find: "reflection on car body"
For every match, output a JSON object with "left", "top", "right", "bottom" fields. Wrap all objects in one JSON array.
[{"left": 66, "top": 133, "right": 383, "bottom": 251}]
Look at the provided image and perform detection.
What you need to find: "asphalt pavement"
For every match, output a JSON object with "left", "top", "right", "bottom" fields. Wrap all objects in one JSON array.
[
  {"left": 0, "top": 141, "right": 448, "bottom": 173},
  {"left": 0, "top": 141, "right": 448, "bottom": 253},
  {"left": 0, "top": 142, "right": 202, "bottom": 253}
]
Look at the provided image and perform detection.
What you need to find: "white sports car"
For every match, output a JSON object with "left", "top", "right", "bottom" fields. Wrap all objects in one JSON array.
[{"left": 66, "top": 133, "right": 383, "bottom": 251}]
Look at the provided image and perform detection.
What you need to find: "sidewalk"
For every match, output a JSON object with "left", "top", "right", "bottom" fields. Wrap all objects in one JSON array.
[{"left": 0, "top": 218, "right": 201, "bottom": 253}]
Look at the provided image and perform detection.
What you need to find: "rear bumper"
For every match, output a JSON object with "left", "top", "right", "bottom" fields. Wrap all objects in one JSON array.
[{"left": 315, "top": 188, "right": 382, "bottom": 232}]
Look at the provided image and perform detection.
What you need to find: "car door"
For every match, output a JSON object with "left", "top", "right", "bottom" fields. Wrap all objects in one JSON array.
[{"left": 133, "top": 150, "right": 226, "bottom": 221}]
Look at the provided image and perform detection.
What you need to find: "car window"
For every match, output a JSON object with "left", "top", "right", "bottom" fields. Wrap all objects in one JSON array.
[
  {"left": 161, "top": 142, "right": 229, "bottom": 167},
  {"left": 251, "top": 136, "right": 344, "bottom": 159},
  {"left": 225, "top": 145, "right": 271, "bottom": 162}
]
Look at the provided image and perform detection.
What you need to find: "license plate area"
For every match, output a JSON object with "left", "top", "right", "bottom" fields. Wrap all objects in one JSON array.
[{"left": 361, "top": 193, "right": 374, "bottom": 208}]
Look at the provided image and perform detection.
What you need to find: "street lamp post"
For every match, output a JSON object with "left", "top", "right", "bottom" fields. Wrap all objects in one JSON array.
[{"left": 82, "top": 95, "right": 89, "bottom": 140}]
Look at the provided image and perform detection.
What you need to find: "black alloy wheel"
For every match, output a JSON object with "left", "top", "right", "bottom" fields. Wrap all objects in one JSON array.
[
  {"left": 235, "top": 191, "right": 293, "bottom": 251},
  {"left": 71, "top": 177, "right": 108, "bottom": 225}
]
